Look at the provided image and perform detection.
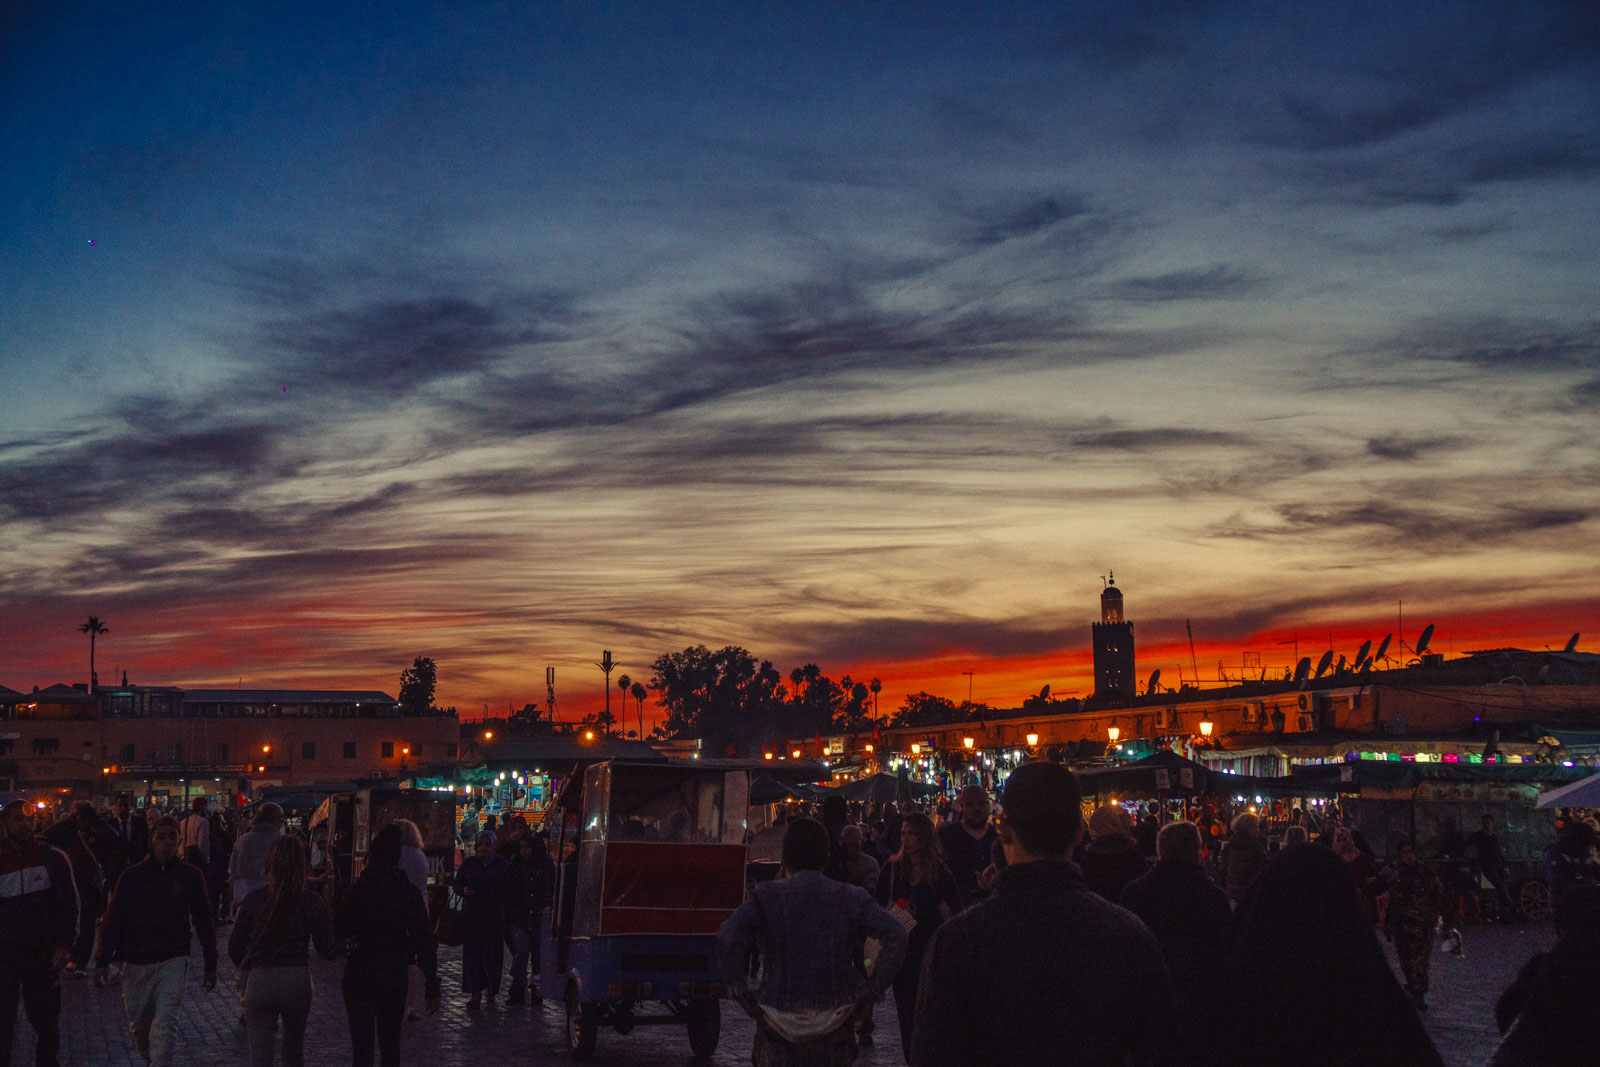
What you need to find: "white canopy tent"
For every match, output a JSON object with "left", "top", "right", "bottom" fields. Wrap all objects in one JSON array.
[{"left": 1535, "top": 772, "right": 1600, "bottom": 810}]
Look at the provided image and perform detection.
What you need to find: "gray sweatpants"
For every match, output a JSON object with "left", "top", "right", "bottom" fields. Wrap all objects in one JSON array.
[{"left": 243, "top": 965, "right": 313, "bottom": 1067}]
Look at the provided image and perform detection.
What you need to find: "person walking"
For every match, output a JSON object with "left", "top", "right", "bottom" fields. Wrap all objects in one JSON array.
[
  {"left": 337, "top": 825, "right": 440, "bottom": 1067},
  {"left": 833, "top": 825, "right": 880, "bottom": 891},
  {"left": 874, "top": 811, "right": 963, "bottom": 1063},
  {"left": 180, "top": 797, "right": 212, "bottom": 915},
  {"left": 1543, "top": 820, "right": 1599, "bottom": 914},
  {"left": 1383, "top": 840, "right": 1444, "bottom": 1011},
  {"left": 719, "top": 818, "right": 907, "bottom": 1066},
  {"left": 106, "top": 795, "right": 148, "bottom": 889},
  {"left": 229, "top": 836, "right": 335, "bottom": 1067},
  {"left": 229, "top": 804, "right": 284, "bottom": 919},
  {"left": 42, "top": 801, "right": 111, "bottom": 976},
  {"left": 1217, "top": 812, "right": 1269, "bottom": 905},
  {"left": 504, "top": 835, "right": 554, "bottom": 1006},
  {"left": 0, "top": 799, "right": 78, "bottom": 1067},
  {"left": 1490, "top": 884, "right": 1600, "bottom": 1065},
  {"left": 453, "top": 830, "right": 510, "bottom": 1010},
  {"left": 1466, "top": 814, "right": 1524, "bottom": 922},
  {"left": 935, "top": 785, "right": 997, "bottom": 905},
  {"left": 94, "top": 816, "right": 217, "bottom": 1066},
  {"left": 911, "top": 762, "right": 1176, "bottom": 1066},
  {"left": 391, "top": 819, "right": 431, "bottom": 1020},
  {"left": 1119, "top": 820, "right": 1231, "bottom": 1057},
  {"left": 1077, "top": 804, "right": 1149, "bottom": 902},
  {"left": 1216, "top": 844, "right": 1440, "bottom": 1066}
]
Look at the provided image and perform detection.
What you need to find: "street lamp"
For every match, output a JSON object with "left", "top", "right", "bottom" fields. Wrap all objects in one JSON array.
[
  {"left": 864, "top": 743, "right": 874, "bottom": 753},
  {"left": 1107, "top": 725, "right": 1121, "bottom": 744},
  {"left": 962, "top": 737, "right": 975, "bottom": 750},
  {"left": 482, "top": 730, "right": 494, "bottom": 741},
  {"left": 911, "top": 744, "right": 921, "bottom": 755},
  {"left": 1026, "top": 733, "right": 1039, "bottom": 748},
  {"left": 791, "top": 749, "right": 802, "bottom": 759},
  {"left": 764, "top": 751, "right": 774, "bottom": 761},
  {"left": 1199, "top": 720, "right": 1214, "bottom": 738}
]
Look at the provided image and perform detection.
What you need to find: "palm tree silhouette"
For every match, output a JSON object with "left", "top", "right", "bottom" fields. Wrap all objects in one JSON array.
[
  {"left": 869, "top": 677, "right": 882, "bottom": 721},
  {"left": 630, "top": 682, "right": 647, "bottom": 739},
  {"left": 615, "top": 675, "right": 631, "bottom": 737},
  {"left": 79, "top": 616, "right": 109, "bottom": 693}
]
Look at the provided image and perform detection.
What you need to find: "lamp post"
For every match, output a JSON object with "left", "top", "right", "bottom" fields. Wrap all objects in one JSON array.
[
  {"left": 1026, "top": 732, "right": 1039, "bottom": 748},
  {"left": 1199, "top": 720, "right": 1214, "bottom": 740},
  {"left": 1107, "top": 725, "right": 1121, "bottom": 744}
]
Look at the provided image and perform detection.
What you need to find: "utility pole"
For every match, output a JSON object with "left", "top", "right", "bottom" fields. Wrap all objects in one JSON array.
[
  {"left": 962, "top": 671, "right": 974, "bottom": 707},
  {"left": 1186, "top": 620, "right": 1200, "bottom": 687}
]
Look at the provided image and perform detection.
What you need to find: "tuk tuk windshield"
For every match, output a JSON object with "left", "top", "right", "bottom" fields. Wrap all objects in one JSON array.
[{"left": 605, "top": 767, "right": 730, "bottom": 844}]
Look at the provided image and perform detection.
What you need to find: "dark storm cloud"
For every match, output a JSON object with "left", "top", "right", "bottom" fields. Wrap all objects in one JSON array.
[
  {"left": 256, "top": 292, "right": 574, "bottom": 400},
  {"left": 1215, "top": 500, "right": 1592, "bottom": 547},
  {"left": 764, "top": 615, "right": 1068, "bottom": 665},
  {"left": 1364, "top": 434, "right": 1462, "bottom": 461},
  {"left": 1108, "top": 265, "right": 1258, "bottom": 302}
]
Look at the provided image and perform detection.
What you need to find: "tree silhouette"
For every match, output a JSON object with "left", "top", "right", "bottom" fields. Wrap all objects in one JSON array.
[
  {"left": 630, "top": 682, "right": 647, "bottom": 738},
  {"left": 613, "top": 674, "right": 631, "bottom": 738},
  {"left": 79, "top": 616, "right": 108, "bottom": 692},
  {"left": 398, "top": 657, "right": 438, "bottom": 715},
  {"left": 869, "top": 677, "right": 881, "bottom": 721}
]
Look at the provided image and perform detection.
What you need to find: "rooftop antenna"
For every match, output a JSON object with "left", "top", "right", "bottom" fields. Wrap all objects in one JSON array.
[
  {"left": 545, "top": 666, "right": 557, "bottom": 723},
  {"left": 597, "top": 650, "right": 616, "bottom": 726},
  {"left": 1276, "top": 633, "right": 1299, "bottom": 676},
  {"left": 1186, "top": 620, "right": 1200, "bottom": 689}
]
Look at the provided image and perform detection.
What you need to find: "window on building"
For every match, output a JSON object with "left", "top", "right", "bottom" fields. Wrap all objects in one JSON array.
[
  {"left": 32, "top": 738, "right": 59, "bottom": 755},
  {"left": 446, "top": 743, "right": 458, "bottom": 759},
  {"left": 215, "top": 743, "right": 229, "bottom": 763},
  {"left": 120, "top": 743, "right": 135, "bottom": 762},
  {"left": 169, "top": 742, "right": 183, "bottom": 762},
  {"left": 381, "top": 741, "right": 394, "bottom": 759},
  {"left": 302, "top": 741, "right": 316, "bottom": 760},
  {"left": 343, "top": 741, "right": 356, "bottom": 759}
]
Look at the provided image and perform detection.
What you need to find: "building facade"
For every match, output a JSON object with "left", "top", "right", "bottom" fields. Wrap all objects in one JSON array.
[{"left": 0, "top": 682, "right": 459, "bottom": 809}]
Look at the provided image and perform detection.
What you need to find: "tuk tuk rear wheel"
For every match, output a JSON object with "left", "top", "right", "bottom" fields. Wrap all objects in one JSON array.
[
  {"left": 566, "top": 987, "right": 598, "bottom": 1061},
  {"left": 685, "top": 998, "right": 721, "bottom": 1058},
  {"left": 1518, "top": 878, "right": 1551, "bottom": 922}
]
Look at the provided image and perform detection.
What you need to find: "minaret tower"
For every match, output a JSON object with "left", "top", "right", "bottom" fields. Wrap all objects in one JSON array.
[{"left": 1092, "top": 572, "right": 1136, "bottom": 703}]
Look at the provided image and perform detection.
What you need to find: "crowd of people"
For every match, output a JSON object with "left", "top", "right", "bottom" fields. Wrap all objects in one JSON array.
[{"left": 3, "top": 775, "right": 1599, "bottom": 1066}]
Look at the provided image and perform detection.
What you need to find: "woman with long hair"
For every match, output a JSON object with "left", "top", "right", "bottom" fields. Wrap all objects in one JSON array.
[
  {"left": 228, "top": 835, "right": 335, "bottom": 1067},
  {"left": 874, "top": 810, "right": 963, "bottom": 1061}
]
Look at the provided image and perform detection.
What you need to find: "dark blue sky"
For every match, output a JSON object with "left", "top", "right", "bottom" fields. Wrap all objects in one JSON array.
[{"left": 2, "top": 2, "right": 1597, "bottom": 714}]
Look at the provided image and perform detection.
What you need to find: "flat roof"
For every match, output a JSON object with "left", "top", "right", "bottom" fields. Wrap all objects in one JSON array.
[{"left": 182, "top": 689, "right": 396, "bottom": 705}]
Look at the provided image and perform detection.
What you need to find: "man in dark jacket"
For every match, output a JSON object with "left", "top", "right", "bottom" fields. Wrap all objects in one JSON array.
[
  {"left": 107, "top": 794, "right": 149, "bottom": 887},
  {"left": 337, "top": 824, "right": 439, "bottom": 1067},
  {"left": 1077, "top": 804, "right": 1149, "bottom": 901},
  {"left": 0, "top": 799, "right": 79, "bottom": 1067},
  {"left": 912, "top": 763, "right": 1175, "bottom": 1067},
  {"left": 43, "top": 801, "right": 112, "bottom": 973},
  {"left": 936, "top": 785, "right": 998, "bottom": 905},
  {"left": 1120, "top": 821, "right": 1231, "bottom": 1055},
  {"left": 95, "top": 816, "right": 217, "bottom": 1066}
]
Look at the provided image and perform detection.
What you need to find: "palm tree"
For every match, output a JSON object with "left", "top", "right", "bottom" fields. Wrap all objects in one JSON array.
[
  {"left": 631, "top": 682, "right": 647, "bottom": 739},
  {"left": 79, "top": 616, "right": 109, "bottom": 692},
  {"left": 615, "top": 675, "right": 631, "bottom": 738},
  {"left": 869, "top": 677, "right": 882, "bottom": 721}
]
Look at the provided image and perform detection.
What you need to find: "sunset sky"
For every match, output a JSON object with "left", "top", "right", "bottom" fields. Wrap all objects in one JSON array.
[{"left": 3, "top": 2, "right": 1597, "bottom": 725}]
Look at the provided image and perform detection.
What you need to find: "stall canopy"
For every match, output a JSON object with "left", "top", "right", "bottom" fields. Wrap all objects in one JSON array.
[
  {"left": 748, "top": 773, "right": 808, "bottom": 805},
  {"left": 1535, "top": 772, "right": 1600, "bottom": 810},
  {"left": 1074, "top": 750, "right": 1214, "bottom": 796},
  {"left": 818, "top": 772, "right": 940, "bottom": 805}
]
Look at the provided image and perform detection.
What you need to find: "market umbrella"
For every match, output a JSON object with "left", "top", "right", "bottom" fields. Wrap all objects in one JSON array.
[
  {"left": 1535, "top": 771, "right": 1600, "bottom": 809},
  {"left": 835, "top": 772, "right": 939, "bottom": 805},
  {"left": 748, "top": 773, "right": 805, "bottom": 805}
]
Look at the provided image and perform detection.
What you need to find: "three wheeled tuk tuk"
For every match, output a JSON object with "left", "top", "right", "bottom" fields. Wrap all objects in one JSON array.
[{"left": 542, "top": 760, "right": 748, "bottom": 1061}]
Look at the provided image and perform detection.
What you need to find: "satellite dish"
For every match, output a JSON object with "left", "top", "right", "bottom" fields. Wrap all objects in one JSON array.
[
  {"left": 1415, "top": 624, "right": 1435, "bottom": 656},
  {"left": 1292, "top": 657, "right": 1311, "bottom": 683},
  {"left": 1355, "top": 640, "right": 1372, "bottom": 666},
  {"left": 1146, "top": 670, "right": 1161, "bottom": 695},
  {"left": 1564, "top": 633, "right": 1580, "bottom": 653},
  {"left": 1334, "top": 655, "right": 1348, "bottom": 675},
  {"left": 1375, "top": 633, "right": 1393, "bottom": 662},
  {"left": 1040, "top": 684, "right": 1051, "bottom": 700},
  {"left": 1314, "top": 650, "right": 1334, "bottom": 679}
]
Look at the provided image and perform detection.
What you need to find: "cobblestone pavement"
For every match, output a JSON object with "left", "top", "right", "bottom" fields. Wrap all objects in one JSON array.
[{"left": 9, "top": 920, "right": 1555, "bottom": 1066}]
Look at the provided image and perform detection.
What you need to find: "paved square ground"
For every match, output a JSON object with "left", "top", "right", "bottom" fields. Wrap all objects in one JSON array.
[{"left": 8, "top": 919, "right": 1552, "bottom": 1065}]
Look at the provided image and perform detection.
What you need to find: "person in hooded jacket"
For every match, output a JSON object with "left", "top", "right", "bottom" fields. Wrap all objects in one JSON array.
[
  {"left": 1077, "top": 804, "right": 1148, "bottom": 902},
  {"left": 1214, "top": 844, "right": 1442, "bottom": 1067},
  {"left": 1489, "top": 884, "right": 1600, "bottom": 1066},
  {"left": 337, "top": 824, "right": 439, "bottom": 1067}
]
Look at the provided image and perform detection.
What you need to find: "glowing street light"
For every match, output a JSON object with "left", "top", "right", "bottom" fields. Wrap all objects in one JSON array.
[
  {"left": 1199, "top": 720, "right": 1214, "bottom": 738},
  {"left": 791, "top": 749, "right": 802, "bottom": 759},
  {"left": 864, "top": 743, "right": 874, "bottom": 753},
  {"left": 1026, "top": 733, "right": 1039, "bottom": 748},
  {"left": 911, "top": 744, "right": 921, "bottom": 755},
  {"left": 584, "top": 730, "right": 596, "bottom": 742},
  {"left": 482, "top": 730, "right": 494, "bottom": 741},
  {"left": 764, "top": 751, "right": 774, "bottom": 761},
  {"left": 1107, "top": 725, "right": 1121, "bottom": 744},
  {"left": 962, "top": 737, "right": 975, "bottom": 750}
]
